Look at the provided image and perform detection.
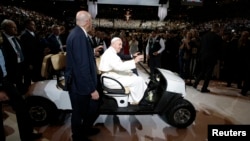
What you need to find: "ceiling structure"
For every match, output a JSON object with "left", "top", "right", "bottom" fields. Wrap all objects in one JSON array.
[{"left": 1, "top": 0, "right": 250, "bottom": 22}]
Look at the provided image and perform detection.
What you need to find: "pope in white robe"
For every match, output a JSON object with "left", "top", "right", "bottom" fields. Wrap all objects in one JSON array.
[{"left": 99, "top": 37, "right": 147, "bottom": 104}]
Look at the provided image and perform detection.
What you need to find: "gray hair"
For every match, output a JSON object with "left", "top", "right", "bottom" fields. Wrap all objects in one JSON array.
[{"left": 1, "top": 19, "right": 15, "bottom": 30}]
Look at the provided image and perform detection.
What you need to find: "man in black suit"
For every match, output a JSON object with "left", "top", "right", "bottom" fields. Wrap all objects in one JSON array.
[
  {"left": 20, "top": 19, "right": 44, "bottom": 83},
  {"left": 47, "top": 24, "right": 65, "bottom": 54},
  {"left": 240, "top": 36, "right": 250, "bottom": 96},
  {"left": 193, "top": 23, "right": 222, "bottom": 93},
  {"left": 0, "top": 19, "right": 28, "bottom": 95},
  {"left": 146, "top": 30, "right": 165, "bottom": 78},
  {"left": 65, "top": 10, "right": 100, "bottom": 141},
  {"left": 0, "top": 29, "right": 42, "bottom": 141}
]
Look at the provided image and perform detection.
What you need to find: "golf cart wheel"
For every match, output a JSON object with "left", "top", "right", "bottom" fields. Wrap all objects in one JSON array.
[
  {"left": 164, "top": 98, "right": 196, "bottom": 128},
  {"left": 25, "top": 96, "right": 59, "bottom": 126}
]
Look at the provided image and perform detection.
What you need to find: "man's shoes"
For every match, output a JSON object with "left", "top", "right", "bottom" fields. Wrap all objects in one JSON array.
[
  {"left": 30, "top": 133, "right": 43, "bottom": 140},
  {"left": 240, "top": 91, "right": 247, "bottom": 96},
  {"left": 85, "top": 128, "right": 100, "bottom": 136},
  {"left": 201, "top": 88, "right": 210, "bottom": 93}
]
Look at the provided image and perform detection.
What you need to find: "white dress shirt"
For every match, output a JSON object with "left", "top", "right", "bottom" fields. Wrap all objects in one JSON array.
[
  {"left": 146, "top": 36, "right": 165, "bottom": 55},
  {"left": 3, "top": 33, "right": 23, "bottom": 63},
  {"left": 0, "top": 49, "right": 7, "bottom": 77}
]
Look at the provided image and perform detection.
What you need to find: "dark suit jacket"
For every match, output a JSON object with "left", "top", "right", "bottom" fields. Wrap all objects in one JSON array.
[
  {"left": 47, "top": 34, "right": 62, "bottom": 54},
  {"left": 200, "top": 31, "right": 222, "bottom": 64},
  {"left": 1, "top": 32, "right": 25, "bottom": 83},
  {"left": 20, "top": 30, "right": 44, "bottom": 66},
  {"left": 65, "top": 26, "right": 97, "bottom": 95}
]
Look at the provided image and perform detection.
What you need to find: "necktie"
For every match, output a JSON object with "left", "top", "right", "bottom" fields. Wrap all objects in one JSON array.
[
  {"left": 57, "top": 36, "right": 64, "bottom": 51},
  {"left": 92, "top": 36, "right": 97, "bottom": 47},
  {"left": 57, "top": 36, "right": 62, "bottom": 46},
  {"left": 12, "top": 37, "right": 24, "bottom": 62},
  {"left": 88, "top": 36, "right": 94, "bottom": 48}
]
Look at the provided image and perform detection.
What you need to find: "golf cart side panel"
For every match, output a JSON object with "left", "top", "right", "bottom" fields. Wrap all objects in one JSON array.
[
  {"left": 154, "top": 91, "right": 183, "bottom": 112},
  {"left": 157, "top": 68, "right": 186, "bottom": 97},
  {"left": 152, "top": 68, "right": 186, "bottom": 112},
  {"left": 28, "top": 80, "right": 72, "bottom": 110}
]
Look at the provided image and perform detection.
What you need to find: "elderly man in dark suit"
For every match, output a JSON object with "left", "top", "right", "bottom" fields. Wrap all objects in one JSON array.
[
  {"left": 0, "top": 25, "right": 42, "bottom": 141},
  {"left": 0, "top": 19, "right": 28, "bottom": 95},
  {"left": 65, "top": 10, "right": 100, "bottom": 141}
]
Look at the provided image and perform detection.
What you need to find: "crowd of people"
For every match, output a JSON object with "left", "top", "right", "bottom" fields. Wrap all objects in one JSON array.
[{"left": 0, "top": 3, "right": 250, "bottom": 141}]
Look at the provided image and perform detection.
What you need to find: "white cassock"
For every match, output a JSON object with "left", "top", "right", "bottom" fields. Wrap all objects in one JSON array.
[{"left": 99, "top": 47, "right": 147, "bottom": 104}]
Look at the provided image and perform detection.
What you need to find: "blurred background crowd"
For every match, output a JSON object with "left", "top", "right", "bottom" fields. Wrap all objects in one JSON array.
[{"left": 0, "top": 0, "right": 250, "bottom": 94}]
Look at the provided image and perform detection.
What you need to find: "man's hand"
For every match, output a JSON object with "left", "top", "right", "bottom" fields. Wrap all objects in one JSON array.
[
  {"left": 94, "top": 45, "right": 103, "bottom": 52},
  {"left": 134, "top": 55, "right": 144, "bottom": 63},
  {"left": 0, "top": 91, "right": 9, "bottom": 102},
  {"left": 153, "top": 51, "right": 159, "bottom": 56},
  {"left": 91, "top": 90, "right": 99, "bottom": 100},
  {"left": 132, "top": 52, "right": 141, "bottom": 58},
  {"left": 94, "top": 51, "right": 100, "bottom": 57},
  {"left": 94, "top": 45, "right": 103, "bottom": 57}
]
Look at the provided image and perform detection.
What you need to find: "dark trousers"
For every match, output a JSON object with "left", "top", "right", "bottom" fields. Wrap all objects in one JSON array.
[
  {"left": 0, "top": 102, "right": 5, "bottom": 141},
  {"left": 242, "top": 79, "right": 250, "bottom": 94},
  {"left": 11, "top": 62, "right": 29, "bottom": 95},
  {"left": 193, "top": 59, "right": 216, "bottom": 90},
  {"left": 241, "top": 72, "right": 250, "bottom": 95},
  {"left": 31, "top": 63, "right": 43, "bottom": 82},
  {"left": 148, "top": 55, "right": 161, "bottom": 77},
  {"left": 69, "top": 92, "right": 99, "bottom": 141},
  {"left": 0, "top": 77, "right": 34, "bottom": 141}
]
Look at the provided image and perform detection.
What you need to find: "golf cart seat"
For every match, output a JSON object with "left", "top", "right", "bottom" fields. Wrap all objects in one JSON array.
[
  {"left": 100, "top": 75, "right": 130, "bottom": 107},
  {"left": 40, "top": 52, "right": 66, "bottom": 90},
  {"left": 95, "top": 57, "right": 131, "bottom": 107},
  {"left": 50, "top": 52, "right": 67, "bottom": 90},
  {"left": 41, "top": 54, "right": 54, "bottom": 79}
]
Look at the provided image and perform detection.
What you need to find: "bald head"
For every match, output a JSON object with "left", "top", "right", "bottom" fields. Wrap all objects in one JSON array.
[{"left": 76, "top": 10, "right": 92, "bottom": 32}]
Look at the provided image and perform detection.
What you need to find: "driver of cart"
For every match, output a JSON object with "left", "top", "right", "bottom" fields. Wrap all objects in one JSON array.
[{"left": 98, "top": 37, "right": 147, "bottom": 105}]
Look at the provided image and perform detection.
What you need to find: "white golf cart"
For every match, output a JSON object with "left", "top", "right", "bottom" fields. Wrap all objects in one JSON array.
[{"left": 25, "top": 52, "right": 196, "bottom": 128}]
